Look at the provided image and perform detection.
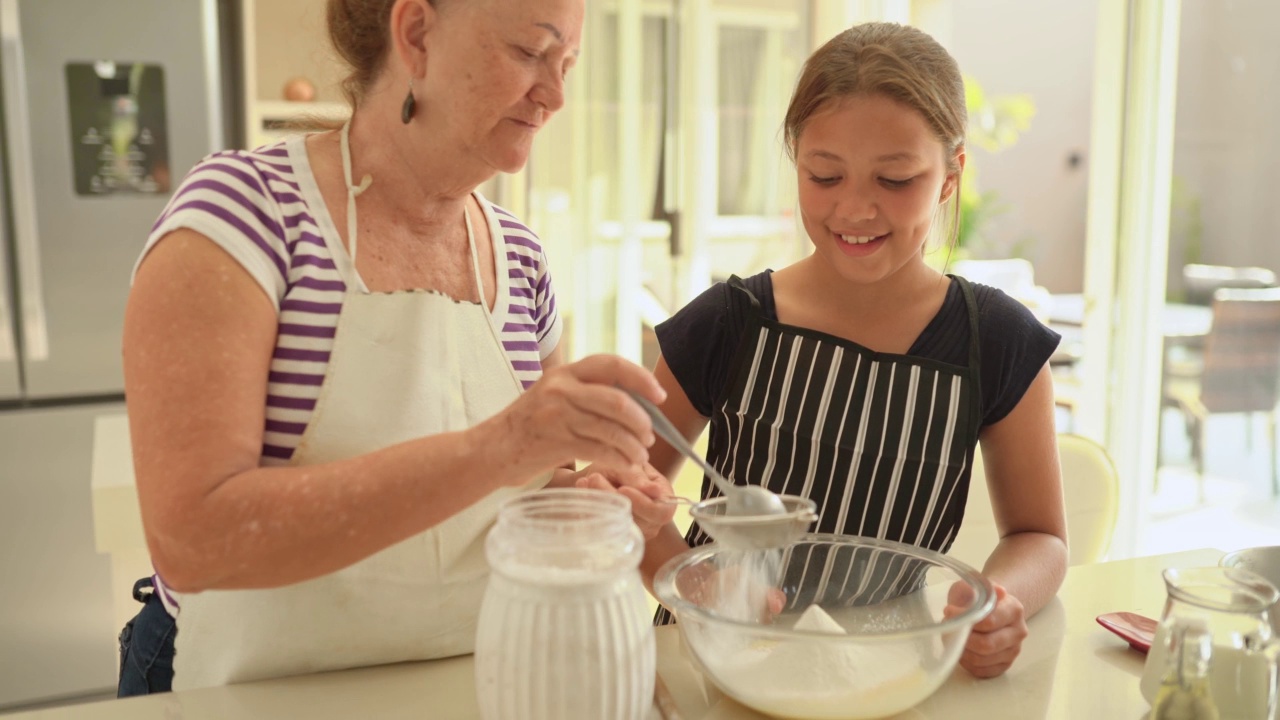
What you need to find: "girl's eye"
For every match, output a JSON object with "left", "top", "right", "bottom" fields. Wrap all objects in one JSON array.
[
  {"left": 880, "top": 177, "right": 914, "bottom": 189},
  {"left": 808, "top": 175, "right": 839, "bottom": 186}
]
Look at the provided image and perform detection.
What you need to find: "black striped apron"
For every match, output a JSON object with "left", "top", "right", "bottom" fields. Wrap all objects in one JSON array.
[{"left": 656, "top": 275, "right": 983, "bottom": 625}]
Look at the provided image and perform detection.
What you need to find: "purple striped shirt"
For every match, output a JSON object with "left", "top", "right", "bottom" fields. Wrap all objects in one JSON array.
[{"left": 142, "top": 137, "right": 563, "bottom": 471}]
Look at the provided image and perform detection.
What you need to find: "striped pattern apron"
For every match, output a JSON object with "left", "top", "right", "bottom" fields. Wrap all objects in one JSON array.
[{"left": 656, "top": 275, "right": 983, "bottom": 624}]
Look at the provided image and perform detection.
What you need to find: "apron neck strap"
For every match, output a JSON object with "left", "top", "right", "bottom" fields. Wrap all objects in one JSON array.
[
  {"left": 340, "top": 120, "right": 373, "bottom": 264},
  {"left": 951, "top": 275, "right": 982, "bottom": 374},
  {"left": 727, "top": 275, "right": 763, "bottom": 313},
  {"left": 462, "top": 203, "right": 482, "bottom": 302},
  {"left": 951, "top": 274, "right": 985, "bottom": 432}
]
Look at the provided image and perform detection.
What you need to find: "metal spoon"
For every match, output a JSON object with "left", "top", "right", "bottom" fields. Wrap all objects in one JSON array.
[{"left": 627, "top": 391, "right": 787, "bottom": 517}]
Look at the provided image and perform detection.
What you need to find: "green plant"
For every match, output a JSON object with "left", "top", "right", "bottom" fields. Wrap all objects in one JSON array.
[{"left": 953, "top": 76, "right": 1035, "bottom": 257}]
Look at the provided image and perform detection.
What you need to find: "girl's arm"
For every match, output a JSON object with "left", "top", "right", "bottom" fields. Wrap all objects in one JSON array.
[
  {"left": 978, "top": 363, "right": 1069, "bottom": 616},
  {"left": 950, "top": 363, "right": 1067, "bottom": 678},
  {"left": 637, "top": 356, "right": 709, "bottom": 593}
]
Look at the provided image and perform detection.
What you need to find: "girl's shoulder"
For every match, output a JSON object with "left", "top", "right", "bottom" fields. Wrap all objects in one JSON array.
[
  {"left": 966, "top": 281, "right": 1059, "bottom": 348},
  {"left": 962, "top": 280, "right": 1061, "bottom": 425},
  {"left": 654, "top": 270, "right": 774, "bottom": 417}
]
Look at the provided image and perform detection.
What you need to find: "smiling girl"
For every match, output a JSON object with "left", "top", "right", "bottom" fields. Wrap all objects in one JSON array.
[{"left": 641, "top": 22, "right": 1067, "bottom": 679}]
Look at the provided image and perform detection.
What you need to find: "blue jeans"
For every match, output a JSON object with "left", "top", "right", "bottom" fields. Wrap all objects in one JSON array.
[{"left": 117, "top": 577, "right": 176, "bottom": 696}]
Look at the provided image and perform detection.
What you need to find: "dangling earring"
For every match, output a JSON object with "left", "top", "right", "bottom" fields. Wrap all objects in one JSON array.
[{"left": 401, "top": 79, "right": 417, "bottom": 124}]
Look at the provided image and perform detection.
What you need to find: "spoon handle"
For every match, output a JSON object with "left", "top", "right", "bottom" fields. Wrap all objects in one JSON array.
[{"left": 627, "top": 390, "right": 736, "bottom": 496}]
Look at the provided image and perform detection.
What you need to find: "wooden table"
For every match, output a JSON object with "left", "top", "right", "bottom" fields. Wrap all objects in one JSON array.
[{"left": 9, "top": 549, "right": 1224, "bottom": 720}]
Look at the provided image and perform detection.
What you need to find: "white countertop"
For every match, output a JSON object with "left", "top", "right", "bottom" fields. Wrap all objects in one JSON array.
[
  {"left": 7, "top": 548, "right": 1224, "bottom": 720},
  {"left": 90, "top": 414, "right": 141, "bottom": 555}
]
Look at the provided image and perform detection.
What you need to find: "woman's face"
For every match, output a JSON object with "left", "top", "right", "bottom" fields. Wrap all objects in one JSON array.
[
  {"left": 794, "top": 93, "right": 961, "bottom": 287},
  {"left": 423, "top": 0, "right": 583, "bottom": 173}
]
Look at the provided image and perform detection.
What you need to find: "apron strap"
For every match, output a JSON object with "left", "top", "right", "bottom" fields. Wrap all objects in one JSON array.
[
  {"left": 462, "top": 203, "right": 482, "bottom": 303},
  {"left": 726, "top": 274, "right": 764, "bottom": 314},
  {"left": 951, "top": 274, "right": 985, "bottom": 431},
  {"left": 339, "top": 120, "right": 373, "bottom": 265}
]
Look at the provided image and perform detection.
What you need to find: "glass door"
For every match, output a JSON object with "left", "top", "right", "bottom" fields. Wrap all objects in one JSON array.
[
  {"left": 523, "top": 0, "right": 811, "bottom": 366},
  {"left": 1146, "top": 0, "right": 1280, "bottom": 551}
]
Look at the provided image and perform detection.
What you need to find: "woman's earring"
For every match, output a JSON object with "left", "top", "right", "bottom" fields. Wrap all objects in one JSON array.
[{"left": 401, "top": 79, "right": 417, "bottom": 124}]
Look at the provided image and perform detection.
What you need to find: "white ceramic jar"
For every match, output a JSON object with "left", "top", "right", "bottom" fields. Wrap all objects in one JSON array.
[{"left": 474, "top": 489, "right": 655, "bottom": 720}]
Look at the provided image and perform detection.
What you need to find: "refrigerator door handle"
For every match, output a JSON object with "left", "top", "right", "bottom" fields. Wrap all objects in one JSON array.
[
  {"left": 0, "top": 265, "right": 14, "bottom": 366},
  {"left": 0, "top": 0, "right": 49, "bottom": 362}
]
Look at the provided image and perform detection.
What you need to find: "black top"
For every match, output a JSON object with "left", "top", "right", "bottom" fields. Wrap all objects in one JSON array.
[{"left": 655, "top": 270, "right": 1061, "bottom": 427}]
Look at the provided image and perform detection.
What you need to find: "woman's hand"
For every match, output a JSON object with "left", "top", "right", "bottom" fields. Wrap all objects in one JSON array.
[
  {"left": 944, "top": 581, "right": 1028, "bottom": 678},
  {"left": 572, "top": 463, "right": 676, "bottom": 539},
  {"left": 490, "top": 354, "right": 666, "bottom": 480}
]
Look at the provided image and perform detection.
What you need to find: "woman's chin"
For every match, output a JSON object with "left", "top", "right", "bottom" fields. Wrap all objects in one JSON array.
[{"left": 491, "top": 152, "right": 531, "bottom": 176}]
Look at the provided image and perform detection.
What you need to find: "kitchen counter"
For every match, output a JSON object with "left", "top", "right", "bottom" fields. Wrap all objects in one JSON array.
[
  {"left": 6, "top": 548, "right": 1223, "bottom": 719},
  {"left": 89, "top": 414, "right": 154, "bottom": 638}
]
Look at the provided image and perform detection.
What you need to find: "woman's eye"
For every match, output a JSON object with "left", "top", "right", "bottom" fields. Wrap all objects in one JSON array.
[
  {"left": 517, "top": 46, "right": 540, "bottom": 60},
  {"left": 880, "top": 177, "right": 914, "bottom": 189},
  {"left": 808, "top": 174, "right": 839, "bottom": 186}
]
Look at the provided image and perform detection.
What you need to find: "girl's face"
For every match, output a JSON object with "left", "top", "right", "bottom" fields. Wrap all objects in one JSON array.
[{"left": 795, "top": 93, "right": 962, "bottom": 287}]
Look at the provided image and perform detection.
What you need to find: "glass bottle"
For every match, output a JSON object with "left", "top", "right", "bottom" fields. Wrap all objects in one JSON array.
[
  {"left": 1140, "top": 567, "right": 1280, "bottom": 720},
  {"left": 474, "top": 489, "right": 655, "bottom": 720},
  {"left": 1149, "top": 618, "right": 1220, "bottom": 720}
]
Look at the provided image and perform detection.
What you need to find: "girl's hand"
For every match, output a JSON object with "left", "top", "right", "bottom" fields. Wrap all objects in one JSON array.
[
  {"left": 573, "top": 463, "right": 676, "bottom": 539},
  {"left": 944, "top": 581, "right": 1028, "bottom": 678},
  {"left": 677, "top": 561, "right": 787, "bottom": 623}
]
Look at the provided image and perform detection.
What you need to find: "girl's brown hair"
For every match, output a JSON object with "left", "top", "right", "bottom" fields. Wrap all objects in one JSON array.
[{"left": 784, "top": 23, "right": 967, "bottom": 247}]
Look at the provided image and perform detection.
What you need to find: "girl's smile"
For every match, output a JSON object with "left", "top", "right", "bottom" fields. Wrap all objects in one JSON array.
[{"left": 795, "top": 93, "right": 962, "bottom": 286}]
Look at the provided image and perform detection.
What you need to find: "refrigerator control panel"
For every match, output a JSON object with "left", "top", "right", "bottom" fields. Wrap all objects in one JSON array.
[{"left": 66, "top": 61, "right": 170, "bottom": 196}]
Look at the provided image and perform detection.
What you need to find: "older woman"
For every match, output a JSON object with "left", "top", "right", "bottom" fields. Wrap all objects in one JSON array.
[{"left": 118, "top": 0, "right": 669, "bottom": 694}]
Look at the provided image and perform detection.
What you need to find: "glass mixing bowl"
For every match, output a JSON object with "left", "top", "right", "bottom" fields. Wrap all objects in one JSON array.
[{"left": 653, "top": 534, "right": 995, "bottom": 720}]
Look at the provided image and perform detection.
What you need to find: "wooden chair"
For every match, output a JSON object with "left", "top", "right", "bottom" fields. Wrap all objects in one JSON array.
[
  {"left": 1163, "top": 287, "right": 1280, "bottom": 502},
  {"left": 947, "top": 434, "right": 1119, "bottom": 568}
]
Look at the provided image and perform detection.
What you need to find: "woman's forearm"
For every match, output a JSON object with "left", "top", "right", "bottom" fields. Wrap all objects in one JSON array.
[{"left": 150, "top": 418, "right": 531, "bottom": 593}]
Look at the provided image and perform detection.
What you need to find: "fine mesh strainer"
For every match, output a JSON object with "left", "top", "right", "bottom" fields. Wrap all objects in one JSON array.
[
  {"left": 688, "top": 494, "right": 817, "bottom": 551},
  {"left": 628, "top": 391, "right": 816, "bottom": 549}
]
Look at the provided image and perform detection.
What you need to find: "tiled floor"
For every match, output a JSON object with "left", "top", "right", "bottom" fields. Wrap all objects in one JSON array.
[{"left": 1143, "top": 409, "right": 1280, "bottom": 557}]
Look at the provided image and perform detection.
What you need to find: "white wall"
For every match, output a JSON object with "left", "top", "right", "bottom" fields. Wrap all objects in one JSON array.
[
  {"left": 253, "top": 0, "right": 346, "bottom": 103},
  {"left": 1165, "top": 0, "right": 1280, "bottom": 297},
  {"left": 931, "top": 0, "right": 1280, "bottom": 295},
  {"left": 939, "top": 0, "right": 1100, "bottom": 293}
]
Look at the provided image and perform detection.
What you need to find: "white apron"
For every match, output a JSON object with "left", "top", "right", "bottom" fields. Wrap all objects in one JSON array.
[{"left": 172, "top": 123, "right": 546, "bottom": 689}]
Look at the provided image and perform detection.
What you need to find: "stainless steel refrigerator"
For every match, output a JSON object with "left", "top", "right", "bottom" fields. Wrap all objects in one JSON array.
[{"left": 0, "top": 0, "right": 237, "bottom": 709}]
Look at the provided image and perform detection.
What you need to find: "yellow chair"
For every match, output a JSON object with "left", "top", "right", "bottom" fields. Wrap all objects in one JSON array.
[{"left": 947, "top": 433, "right": 1120, "bottom": 568}]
